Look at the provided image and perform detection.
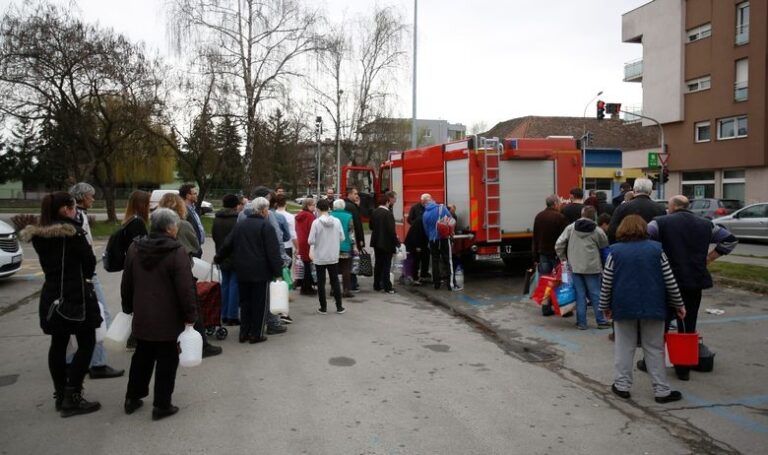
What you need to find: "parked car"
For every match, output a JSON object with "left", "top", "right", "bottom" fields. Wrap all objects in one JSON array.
[
  {"left": 295, "top": 194, "right": 317, "bottom": 205},
  {"left": 0, "top": 220, "right": 22, "bottom": 278},
  {"left": 149, "top": 189, "right": 213, "bottom": 215},
  {"left": 653, "top": 199, "right": 669, "bottom": 211},
  {"left": 689, "top": 198, "right": 742, "bottom": 219},
  {"left": 713, "top": 202, "right": 768, "bottom": 241}
]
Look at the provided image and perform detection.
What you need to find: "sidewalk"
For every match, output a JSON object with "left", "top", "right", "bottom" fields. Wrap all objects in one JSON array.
[{"left": 402, "top": 265, "right": 768, "bottom": 455}]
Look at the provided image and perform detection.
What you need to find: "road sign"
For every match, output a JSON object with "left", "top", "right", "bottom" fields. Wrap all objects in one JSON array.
[{"left": 647, "top": 152, "right": 660, "bottom": 168}]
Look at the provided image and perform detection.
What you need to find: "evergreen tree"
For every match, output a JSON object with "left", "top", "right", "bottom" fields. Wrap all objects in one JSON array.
[{"left": 212, "top": 116, "right": 245, "bottom": 190}]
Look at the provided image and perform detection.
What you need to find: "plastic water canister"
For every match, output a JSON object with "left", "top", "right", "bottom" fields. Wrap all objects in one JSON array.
[
  {"left": 270, "top": 280, "right": 289, "bottom": 315},
  {"left": 191, "top": 258, "right": 220, "bottom": 281},
  {"left": 105, "top": 311, "right": 133, "bottom": 349},
  {"left": 178, "top": 325, "right": 203, "bottom": 367},
  {"left": 95, "top": 301, "right": 107, "bottom": 343},
  {"left": 454, "top": 265, "right": 465, "bottom": 289}
]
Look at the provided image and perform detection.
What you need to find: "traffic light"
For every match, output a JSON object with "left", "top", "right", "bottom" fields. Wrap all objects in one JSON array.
[
  {"left": 661, "top": 167, "right": 669, "bottom": 184},
  {"left": 605, "top": 103, "right": 622, "bottom": 115},
  {"left": 596, "top": 100, "right": 605, "bottom": 120}
]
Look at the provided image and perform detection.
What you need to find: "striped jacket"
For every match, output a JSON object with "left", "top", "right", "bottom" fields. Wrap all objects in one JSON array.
[{"left": 599, "top": 240, "right": 683, "bottom": 321}]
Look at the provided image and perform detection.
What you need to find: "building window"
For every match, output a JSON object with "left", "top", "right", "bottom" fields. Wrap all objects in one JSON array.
[
  {"left": 687, "top": 23, "right": 712, "bottom": 42},
  {"left": 686, "top": 76, "right": 711, "bottom": 93},
  {"left": 695, "top": 121, "right": 711, "bottom": 143},
  {"left": 735, "top": 59, "right": 748, "bottom": 101},
  {"left": 717, "top": 115, "right": 748, "bottom": 140},
  {"left": 682, "top": 171, "right": 715, "bottom": 199},
  {"left": 736, "top": 2, "right": 749, "bottom": 45},
  {"left": 424, "top": 128, "right": 432, "bottom": 138},
  {"left": 723, "top": 169, "right": 745, "bottom": 203},
  {"left": 584, "top": 178, "right": 612, "bottom": 191}
]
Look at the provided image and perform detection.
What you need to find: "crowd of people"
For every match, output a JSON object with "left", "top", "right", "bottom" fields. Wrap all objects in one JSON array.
[{"left": 533, "top": 177, "right": 738, "bottom": 403}]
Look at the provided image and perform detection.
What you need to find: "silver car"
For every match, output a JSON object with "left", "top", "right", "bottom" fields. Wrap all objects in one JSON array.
[
  {"left": 0, "top": 220, "right": 23, "bottom": 278},
  {"left": 713, "top": 203, "right": 768, "bottom": 241}
]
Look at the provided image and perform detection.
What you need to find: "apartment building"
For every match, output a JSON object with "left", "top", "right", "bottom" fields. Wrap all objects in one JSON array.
[{"left": 623, "top": 0, "right": 767, "bottom": 204}]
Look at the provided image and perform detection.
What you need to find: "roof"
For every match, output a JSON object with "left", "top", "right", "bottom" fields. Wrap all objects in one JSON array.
[{"left": 482, "top": 116, "right": 660, "bottom": 150}]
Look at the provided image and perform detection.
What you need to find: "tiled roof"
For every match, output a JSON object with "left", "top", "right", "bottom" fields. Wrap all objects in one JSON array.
[{"left": 483, "top": 116, "right": 660, "bottom": 150}]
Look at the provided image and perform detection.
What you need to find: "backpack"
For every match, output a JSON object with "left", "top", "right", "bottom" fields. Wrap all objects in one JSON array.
[
  {"left": 436, "top": 205, "right": 455, "bottom": 239},
  {"left": 102, "top": 225, "right": 126, "bottom": 272}
]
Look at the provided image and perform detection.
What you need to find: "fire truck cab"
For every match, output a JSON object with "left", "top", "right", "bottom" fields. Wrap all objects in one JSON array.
[{"left": 341, "top": 136, "right": 582, "bottom": 267}]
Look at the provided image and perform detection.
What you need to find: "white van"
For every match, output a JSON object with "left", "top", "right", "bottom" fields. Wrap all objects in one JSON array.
[{"left": 149, "top": 189, "right": 213, "bottom": 214}]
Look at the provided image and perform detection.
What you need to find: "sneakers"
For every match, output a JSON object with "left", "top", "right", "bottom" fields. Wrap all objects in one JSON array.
[
  {"left": 202, "top": 344, "right": 223, "bottom": 358},
  {"left": 655, "top": 390, "right": 683, "bottom": 404},
  {"left": 317, "top": 308, "right": 327, "bottom": 315},
  {"left": 279, "top": 314, "right": 293, "bottom": 324},
  {"left": 597, "top": 323, "right": 612, "bottom": 330},
  {"left": 385, "top": 289, "right": 395, "bottom": 294},
  {"left": 576, "top": 324, "right": 588, "bottom": 330},
  {"left": 611, "top": 384, "right": 631, "bottom": 399},
  {"left": 266, "top": 325, "right": 287, "bottom": 334},
  {"left": 336, "top": 307, "right": 346, "bottom": 314}
]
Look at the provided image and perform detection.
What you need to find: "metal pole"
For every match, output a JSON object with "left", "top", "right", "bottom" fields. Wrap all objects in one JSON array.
[
  {"left": 581, "top": 91, "right": 603, "bottom": 190},
  {"left": 619, "top": 109, "right": 665, "bottom": 199},
  {"left": 410, "top": 0, "right": 418, "bottom": 148}
]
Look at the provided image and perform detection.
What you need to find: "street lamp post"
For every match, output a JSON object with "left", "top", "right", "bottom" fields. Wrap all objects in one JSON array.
[
  {"left": 315, "top": 116, "right": 323, "bottom": 197},
  {"left": 581, "top": 90, "right": 603, "bottom": 190},
  {"left": 620, "top": 110, "right": 666, "bottom": 199},
  {"left": 411, "top": 0, "right": 418, "bottom": 148}
]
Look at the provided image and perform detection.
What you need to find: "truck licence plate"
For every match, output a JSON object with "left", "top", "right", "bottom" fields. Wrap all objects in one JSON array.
[{"left": 11, "top": 254, "right": 21, "bottom": 264}]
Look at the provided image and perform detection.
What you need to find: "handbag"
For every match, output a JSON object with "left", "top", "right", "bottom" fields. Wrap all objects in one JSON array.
[
  {"left": 358, "top": 250, "right": 373, "bottom": 277},
  {"left": 436, "top": 205, "right": 456, "bottom": 239},
  {"left": 46, "top": 237, "right": 87, "bottom": 322}
]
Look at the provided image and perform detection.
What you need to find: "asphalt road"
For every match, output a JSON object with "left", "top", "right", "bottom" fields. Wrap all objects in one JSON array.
[{"left": 0, "top": 243, "right": 697, "bottom": 455}]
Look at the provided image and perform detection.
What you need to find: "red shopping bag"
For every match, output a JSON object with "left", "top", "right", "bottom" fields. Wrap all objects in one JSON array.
[{"left": 531, "top": 274, "right": 560, "bottom": 306}]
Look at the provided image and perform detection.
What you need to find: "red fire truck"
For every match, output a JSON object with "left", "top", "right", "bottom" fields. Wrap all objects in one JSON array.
[{"left": 341, "top": 136, "right": 582, "bottom": 267}]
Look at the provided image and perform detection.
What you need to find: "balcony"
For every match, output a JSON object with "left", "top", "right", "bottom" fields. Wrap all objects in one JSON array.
[
  {"left": 734, "top": 81, "right": 748, "bottom": 102},
  {"left": 736, "top": 24, "right": 749, "bottom": 45},
  {"left": 624, "top": 58, "right": 643, "bottom": 82}
]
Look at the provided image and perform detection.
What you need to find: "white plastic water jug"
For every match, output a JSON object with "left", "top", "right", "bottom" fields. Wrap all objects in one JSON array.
[
  {"left": 105, "top": 311, "right": 133, "bottom": 349},
  {"left": 192, "top": 258, "right": 221, "bottom": 282},
  {"left": 95, "top": 301, "right": 107, "bottom": 343},
  {"left": 270, "top": 280, "right": 289, "bottom": 315},
  {"left": 454, "top": 264, "right": 465, "bottom": 290},
  {"left": 178, "top": 325, "right": 203, "bottom": 367}
]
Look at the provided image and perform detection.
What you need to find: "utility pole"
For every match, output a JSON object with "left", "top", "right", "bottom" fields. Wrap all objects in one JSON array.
[
  {"left": 620, "top": 110, "right": 666, "bottom": 199},
  {"left": 411, "top": 0, "right": 418, "bottom": 148},
  {"left": 315, "top": 116, "right": 323, "bottom": 197}
]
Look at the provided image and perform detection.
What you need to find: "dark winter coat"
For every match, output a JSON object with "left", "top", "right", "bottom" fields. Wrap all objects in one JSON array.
[
  {"left": 121, "top": 233, "right": 198, "bottom": 342},
  {"left": 20, "top": 220, "right": 102, "bottom": 335},
  {"left": 344, "top": 198, "right": 366, "bottom": 250},
  {"left": 295, "top": 209, "right": 316, "bottom": 260},
  {"left": 561, "top": 202, "right": 584, "bottom": 224},
  {"left": 212, "top": 208, "right": 239, "bottom": 271},
  {"left": 532, "top": 207, "right": 569, "bottom": 256},
  {"left": 215, "top": 213, "right": 283, "bottom": 283},
  {"left": 369, "top": 206, "right": 399, "bottom": 253},
  {"left": 121, "top": 216, "right": 148, "bottom": 255},
  {"left": 607, "top": 195, "right": 666, "bottom": 244}
]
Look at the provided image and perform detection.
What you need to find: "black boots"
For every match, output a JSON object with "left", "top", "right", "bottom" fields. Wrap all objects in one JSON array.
[
  {"left": 60, "top": 386, "right": 101, "bottom": 418},
  {"left": 53, "top": 384, "right": 64, "bottom": 412}
]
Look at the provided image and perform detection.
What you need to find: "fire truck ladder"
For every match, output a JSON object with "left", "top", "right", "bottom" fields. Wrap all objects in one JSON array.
[{"left": 480, "top": 137, "right": 503, "bottom": 243}]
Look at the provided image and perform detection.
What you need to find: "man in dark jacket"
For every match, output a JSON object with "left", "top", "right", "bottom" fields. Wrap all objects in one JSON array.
[
  {"left": 596, "top": 192, "right": 614, "bottom": 216},
  {"left": 369, "top": 191, "right": 400, "bottom": 293},
  {"left": 215, "top": 197, "right": 283, "bottom": 343},
  {"left": 344, "top": 187, "right": 366, "bottom": 292},
  {"left": 607, "top": 178, "right": 666, "bottom": 244},
  {"left": 406, "top": 193, "right": 432, "bottom": 283},
  {"left": 532, "top": 195, "right": 569, "bottom": 274},
  {"left": 561, "top": 187, "right": 585, "bottom": 223},
  {"left": 122, "top": 208, "right": 198, "bottom": 420},
  {"left": 212, "top": 194, "right": 243, "bottom": 325},
  {"left": 645, "top": 195, "right": 737, "bottom": 380},
  {"left": 612, "top": 182, "right": 632, "bottom": 208}
]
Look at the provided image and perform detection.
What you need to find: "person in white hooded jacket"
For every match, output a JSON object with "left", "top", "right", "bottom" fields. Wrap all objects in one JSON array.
[{"left": 308, "top": 199, "right": 346, "bottom": 314}]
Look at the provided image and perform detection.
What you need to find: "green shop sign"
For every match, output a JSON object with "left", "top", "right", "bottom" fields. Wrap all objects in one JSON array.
[{"left": 647, "top": 152, "right": 660, "bottom": 169}]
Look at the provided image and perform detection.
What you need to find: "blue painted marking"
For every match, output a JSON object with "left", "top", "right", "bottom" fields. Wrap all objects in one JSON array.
[
  {"left": 683, "top": 392, "right": 768, "bottom": 434},
  {"left": 698, "top": 315, "right": 768, "bottom": 324},
  {"left": 459, "top": 294, "right": 523, "bottom": 306},
  {"left": 530, "top": 326, "right": 581, "bottom": 352}
]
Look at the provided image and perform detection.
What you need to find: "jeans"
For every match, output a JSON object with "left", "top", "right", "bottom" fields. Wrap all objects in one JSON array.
[
  {"left": 537, "top": 253, "right": 557, "bottom": 275},
  {"left": 316, "top": 263, "right": 342, "bottom": 310},
  {"left": 50, "top": 329, "right": 95, "bottom": 391},
  {"left": 572, "top": 273, "right": 607, "bottom": 327},
  {"left": 126, "top": 339, "right": 179, "bottom": 408},
  {"left": 373, "top": 248, "right": 393, "bottom": 291},
  {"left": 90, "top": 274, "right": 110, "bottom": 368},
  {"left": 220, "top": 270, "right": 240, "bottom": 321}
]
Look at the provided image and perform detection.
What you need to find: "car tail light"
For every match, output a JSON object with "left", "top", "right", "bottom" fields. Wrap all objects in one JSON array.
[{"left": 714, "top": 208, "right": 728, "bottom": 217}]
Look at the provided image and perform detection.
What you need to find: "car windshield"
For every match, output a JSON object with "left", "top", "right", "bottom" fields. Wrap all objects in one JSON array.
[{"left": 721, "top": 200, "right": 742, "bottom": 210}]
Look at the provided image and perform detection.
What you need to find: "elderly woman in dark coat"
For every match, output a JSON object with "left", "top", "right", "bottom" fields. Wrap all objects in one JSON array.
[
  {"left": 20, "top": 192, "right": 102, "bottom": 417},
  {"left": 121, "top": 208, "right": 198, "bottom": 421}
]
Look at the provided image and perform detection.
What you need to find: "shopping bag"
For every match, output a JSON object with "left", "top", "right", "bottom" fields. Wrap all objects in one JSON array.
[
  {"left": 282, "top": 267, "right": 294, "bottom": 290},
  {"left": 531, "top": 274, "right": 559, "bottom": 305},
  {"left": 292, "top": 258, "right": 304, "bottom": 281},
  {"left": 556, "top": 261, "right": 572, "bottom": 285},
  {"left": 552, "top": 284, "right": 576, "bottom": 316},
  {"left": 196, "top": 265, "right": 222, "bottom": 328},
  {"left": 358, "top": 250, "right": 373, "bottom": 277}
]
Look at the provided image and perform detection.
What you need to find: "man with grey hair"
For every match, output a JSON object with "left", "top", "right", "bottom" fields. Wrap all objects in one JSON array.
[
  {"left": 406, "top": 193, "right": 432, "bottom": 283},
  {"left": 532, "top": 194, "right": 569, "bottom": 275},
  {"left": 640, "top": 195, "right": 737, "bottom": 380},
  {"left": 607, "top": 177, "right": 666, "bottom": 244},
  {"left": 215, "top": 197, "right": 284, "bottom": 343},
  {"left": 69, "top": 182, "right": 124, "bottom": 379}
]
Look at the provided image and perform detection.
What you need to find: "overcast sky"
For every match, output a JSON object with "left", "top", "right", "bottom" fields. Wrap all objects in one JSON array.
[{"left": 1, "top": 0, "right": 651, "bottom": 131}]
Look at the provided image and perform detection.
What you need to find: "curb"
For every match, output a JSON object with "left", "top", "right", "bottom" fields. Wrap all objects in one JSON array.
[{"left": 713, "top": 275, "right": 768, "bottom": 295}]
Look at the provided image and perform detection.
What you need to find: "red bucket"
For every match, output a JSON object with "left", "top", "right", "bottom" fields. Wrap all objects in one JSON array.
[{"left": 665, "top": 332, "right": 700, "bottom": 366}]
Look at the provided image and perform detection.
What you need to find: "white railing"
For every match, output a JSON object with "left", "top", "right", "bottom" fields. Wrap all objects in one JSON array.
[{"left": 624, "top": 58, "right": 643, "bottom": 81}]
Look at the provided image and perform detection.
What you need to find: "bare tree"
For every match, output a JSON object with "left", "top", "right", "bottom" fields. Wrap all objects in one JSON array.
[{"left": 167, "top": 0, "right": 321, "bottom": 188}]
